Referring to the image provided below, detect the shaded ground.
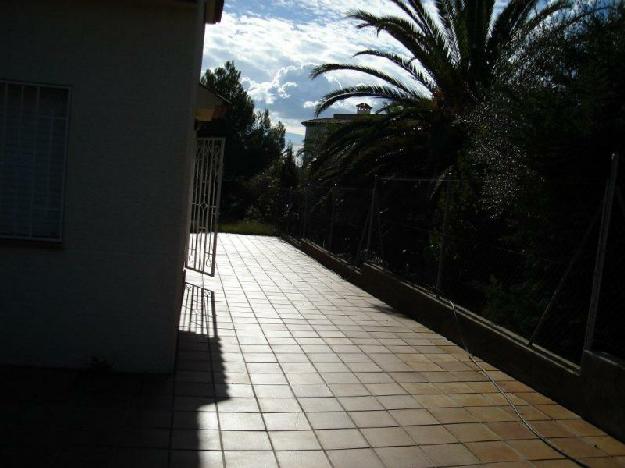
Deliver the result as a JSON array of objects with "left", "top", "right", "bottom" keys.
[{"left": 1, "top": 234, "right": 624, "bottom": 467}]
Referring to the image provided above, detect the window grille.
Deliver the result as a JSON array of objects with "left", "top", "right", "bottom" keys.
[{"left": 0, "top": 80, "right": 70, "bottom": 241}]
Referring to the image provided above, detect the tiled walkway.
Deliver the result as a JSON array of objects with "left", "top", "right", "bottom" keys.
[
  {"left": 180, "top": 234, "right": 625, "bottom": 467},
  {"left": 1, "top": 234, "right": 624, "bottom": 467}
]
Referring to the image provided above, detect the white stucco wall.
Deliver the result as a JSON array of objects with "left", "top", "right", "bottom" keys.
[{"left": 0, "top": 0, "right": 206, "bottom": 372}]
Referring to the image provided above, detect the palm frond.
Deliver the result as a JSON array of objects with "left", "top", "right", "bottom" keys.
[
  {"left": 310, "top": 64, "right": 416, "bottom": 96},
  {"left": 353, "top": 50, "right": 436, "bottom": 93},
  {"left": 347, "top": 10, "right": 455, "bottom": 89},
  {"left": 314, "top": 85, "right": 421, "bottom": 116},
  {"left": 306, "top": 0, "right": 579, "bottom": 182},
  {"left": 435, "top": 0, "right": 461, "bottom": 61}
]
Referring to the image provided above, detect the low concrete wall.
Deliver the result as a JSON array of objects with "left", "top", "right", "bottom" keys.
[{"left": 289, "top": 237, "right": 625, "bottom": 442}]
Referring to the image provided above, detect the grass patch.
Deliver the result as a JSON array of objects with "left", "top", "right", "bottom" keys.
[{"left": 219, "top": 220, "right": 277, "bottom": 236}]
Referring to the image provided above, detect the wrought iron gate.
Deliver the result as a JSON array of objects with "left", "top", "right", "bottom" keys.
[{"left": 186, "top": 137, "right": 225, "bottom": 276}]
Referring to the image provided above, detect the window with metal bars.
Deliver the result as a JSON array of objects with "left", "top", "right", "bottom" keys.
[{"left": 0, "top": 80, "right": 70, "bottom": 241}]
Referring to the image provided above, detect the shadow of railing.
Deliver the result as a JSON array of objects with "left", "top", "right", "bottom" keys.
[
  {"left": 170, "top": 283, "right": 227, "bottom": 467},
  {"left": 0, "top": 283, "right": 227, "bottom": 468}
]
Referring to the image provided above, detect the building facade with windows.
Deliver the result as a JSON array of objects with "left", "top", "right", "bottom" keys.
[{"left": 0, "top": 0, "right": 224, "bottom": 372}]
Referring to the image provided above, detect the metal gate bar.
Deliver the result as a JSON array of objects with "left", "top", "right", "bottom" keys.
[{"left": 186, "top": 137, "right": 225, "bottom": 276}]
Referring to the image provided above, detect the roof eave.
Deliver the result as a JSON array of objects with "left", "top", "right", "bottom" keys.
[{"left": 205, "top": 0, "right": 225, "bottom": 24}]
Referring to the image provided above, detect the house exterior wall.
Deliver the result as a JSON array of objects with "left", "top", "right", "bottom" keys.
[{"left": 0, "top": 0, "right": 206, "bottom": 372}]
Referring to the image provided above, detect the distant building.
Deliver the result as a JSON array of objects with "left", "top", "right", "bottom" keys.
[
  {"left": 301, "top": 103, "right": 379, "bottom": 165},
  {"left": 0, "top": 0, "right": 226, "bottom": 372}
]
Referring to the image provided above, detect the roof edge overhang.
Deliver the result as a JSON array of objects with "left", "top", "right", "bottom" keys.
[
  {"left": 195, "top": 83, "right": 229, "bottom": 123},
  {"left": 135, "top": 0, "right": 224, "bottom": 23},
  {"left": 205, "top": 0, "right": 225, "bottom": 24}
]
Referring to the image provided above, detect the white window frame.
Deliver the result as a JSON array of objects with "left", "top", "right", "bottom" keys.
[{"left": 0, "top": 79, "right": 71, "bottom": 242}]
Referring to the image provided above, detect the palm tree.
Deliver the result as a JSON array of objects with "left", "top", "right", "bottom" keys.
[{"left": 309, "top": 0, "right": 572, "bottom": 179}]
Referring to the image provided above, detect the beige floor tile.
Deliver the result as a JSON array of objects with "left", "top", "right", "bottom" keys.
[
  {"left": 291, "top": 384, "right": 333, "bottom": 398},
  {"left": 430, "top": 407, "right": 478, "bottom": 424},
  {"left": 487, "top": 421, "right": 535, "bottom": 440},
  {"left": 538, "top": 405, "right": 580, "bottom": 420},
  {"left": 466, "top": 440, "right": 523, "bottom": 463},
  {"left": 530, "top": 420, "right": 576, "bottom": 438},
  {"left": 584, "top": 436, "right": 625, "bottom": 456},
  {"left": 281, "top": 362, "right": 316, "bottom": 373},
  {"left": 258, "top": 397, "right": 301, "bottom": 413},
  {"left": 350, "top": 410, "right": 399, "bottom": 428},
  {"left": 221, "top": 431, "right": 272, "bottom": 451},
  {"left": 268, "top": 430, "right": 321, "bottom": 450},
  {"left": 549, "top": 437, "right": 608, "bottom": 458},
  {"left": 362, "top": 426, "right": 415, "bottom": 447},
  {"left": 218, "top": 412, "right": 265, "bottom": 430},
  {"left": 375, "top": 446, "right": 433, "bottom": 468},
  {"left": 416, "top": 394, "right": 460, "bottom": 408},
  {"left": 329, "top": 383, "right": 371, "bottom": 396},
  {"left": 435, "top": 382, "right": 474, "bottom": 394},
  {"left": 558, "top": 419, "right": 606, "bottom": 437},
  {"left": 285, "top": 373, "right": 324, "bottom": 385},
  {"left": 315, "top": 362, "right": 350, "bottom": 372},
  {"left": 401, "top": 382, "right": 439, "bottom": 394},
  {"left": 224, "top": 451, "right": 278, "bottom": 468},
  {"left": 276, "top": 450, "right": 332, "bottom": 468},
  {"left": 298, "top": 397, "right": 342, "bottom": 412},
  {"left": 579, "top": 457, "right": 625, "bottom": 468},
  {"left": 507, "top": 439, "right": 564, "bottom": 460},
  {"left": 254, "top": 384, "right": 294, "bottom": 398},
  {"left": 357, "top": 372, "right": 395, "bottom": 384},
  {"left": 366, "top": 383, "right": 407, "bottom": 395},
  {"left": 339, "top": 396, "right": 385, "bottom": 411},
  {"left": 445, "top": 422, "right": 501, "bottom": 442},
  {"left": 322, "top": 372, "right": 360, "bottom": 383},
  {"left": 467, "top": 406, "right": 518, "bottom": 422},
  {"left": 263, "top": 412, "right": 311, "bottom": 431},
  {"left": 250, "top": 373, "right": 288, "bottom": 385},
  {"left": 316, "top": 428, "right": 369, "bottom": 449},
  {"left": 327, "top": 448, "right": 385, "bottom": 468},
  {"left": 390, "top": 409, "right": 438, "bottom": 426},
  {"left": 421, "top": 443, "right": 479, "bottom": 466},
  {"left": 405, "top": 425, "right": 458, "bottom": 445},
  {"left": 377, "top": 395, "right": 421, "bottom": 409},
  {"left": 307, "top": 411, "right": 355, "bottom": 429},
  {"left": 347, "top": 362, "right": 383, "bottom": 373},
  {"left": 392, "top": 372, "right": 429, "bottom": 384}
]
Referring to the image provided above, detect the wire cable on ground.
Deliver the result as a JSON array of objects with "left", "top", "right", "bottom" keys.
[{"left": 445, "top": 298, "right": 590, "bottom": 468}]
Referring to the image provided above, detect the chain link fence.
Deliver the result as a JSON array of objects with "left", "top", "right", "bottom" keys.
[{"left": 259, "top": 155, "right": 623, "bottom": 366}]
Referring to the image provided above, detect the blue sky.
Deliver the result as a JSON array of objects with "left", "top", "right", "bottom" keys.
[{"left": 201, "top": 0, "right": 412, "bottom": 148}]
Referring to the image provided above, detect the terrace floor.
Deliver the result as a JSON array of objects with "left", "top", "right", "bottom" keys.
[
  {"left": 2, "top": 233, "right": 624, "bottom": 467},
  {"left": 180, "top": 234, "right": 625, "bottom": 467}
]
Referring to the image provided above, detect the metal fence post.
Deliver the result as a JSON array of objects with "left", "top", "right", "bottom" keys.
[
  {"left": 301, "top": 185, "right": 309, "bottom": 239},
  {"left": 364, "top": 176, "right": 378, "bottom": 260},
  {"left": 435, "top": 179, "right": 451, "bottom": 292},
  {"left": 529, "top": 205, "right": 601, "bottom": 346},
  {"left": 286, "top": 187, "right": 294, "bottom": 233},
  {"left": 584, "top": 153, "right": 619, "bottom": 352},
  {"left": 328, "top": 185, "right": 337, "bottom": 250}
]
